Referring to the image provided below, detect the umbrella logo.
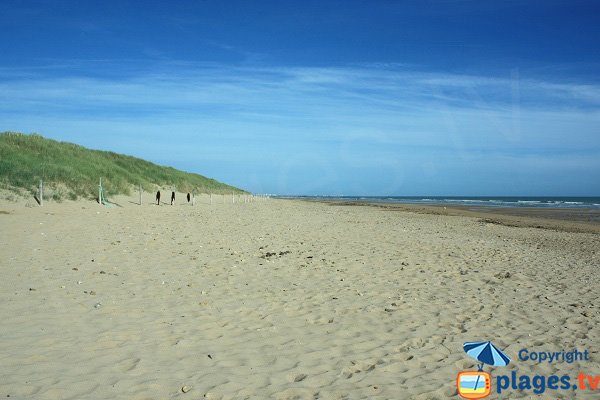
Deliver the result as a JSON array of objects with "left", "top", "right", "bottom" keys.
[{"left": 457, "top": 341, "right": 511, "bottom": 399}]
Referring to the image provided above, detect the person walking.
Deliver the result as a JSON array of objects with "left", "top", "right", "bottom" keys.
[
  {"left": 171, "top": 191, "right": 175, "bottom": 205},
  {"left": 156, "top": 190, "right": 161, "bottom": 205}
]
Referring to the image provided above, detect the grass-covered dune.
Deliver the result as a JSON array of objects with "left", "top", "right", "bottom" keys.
[{"left": 0, "top": 132, "right": 246, "bottom": 201}]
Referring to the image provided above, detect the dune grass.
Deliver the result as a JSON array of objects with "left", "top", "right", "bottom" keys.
[{"left": 0, "top": 132, "right": 246, "bottom": 201}]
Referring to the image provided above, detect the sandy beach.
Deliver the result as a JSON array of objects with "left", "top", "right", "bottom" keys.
[{"left": 1, "top": 195, "right": 598, "bottom": 399}]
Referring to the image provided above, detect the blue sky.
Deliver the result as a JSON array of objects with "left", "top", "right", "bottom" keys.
[{"left": 1, "top": 1, "right": 599, "bottom": 195}]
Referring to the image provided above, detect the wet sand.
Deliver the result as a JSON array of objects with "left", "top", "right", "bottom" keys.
[{"left": 317, "top": 200, "right": 600, "bottom": 234}]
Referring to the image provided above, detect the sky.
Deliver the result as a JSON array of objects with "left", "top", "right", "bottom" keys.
[{"left": 1, "top": 0, "right": 599, "bottom": 195}]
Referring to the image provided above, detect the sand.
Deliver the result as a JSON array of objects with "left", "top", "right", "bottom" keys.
[
  {"left": 317, "top": 200, "right": 600, "bottom": 234},
  {"left": 0, "top": 194, "right": 598, "bottom": 399}
]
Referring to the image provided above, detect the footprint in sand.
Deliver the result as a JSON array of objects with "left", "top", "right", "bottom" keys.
[
  {"left": 118, "top": 357, "right": 141, "bottom": 372},
  {"left": 288, "top": 373, "right": 307, "bottom": 382}
]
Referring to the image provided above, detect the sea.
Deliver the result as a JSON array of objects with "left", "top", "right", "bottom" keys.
[{"left": 277, "top": 196, "right": 600, "bottom": 209}]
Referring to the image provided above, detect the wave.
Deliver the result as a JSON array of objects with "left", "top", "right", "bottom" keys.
[{"left": 282, "top": 196, "right": 600, "bottom": 209}]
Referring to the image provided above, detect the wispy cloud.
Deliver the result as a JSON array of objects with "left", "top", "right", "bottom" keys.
[{"left": 1, "top": 63, "right": 599, "bottom": 194}]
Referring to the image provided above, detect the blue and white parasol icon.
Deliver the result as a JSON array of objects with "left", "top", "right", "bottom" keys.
[
  {"left": 463, "top": 341, "right": 511, "bottom": 370},
  {"left": 463, "top": 341, "right": 511, "bottom": 395}
]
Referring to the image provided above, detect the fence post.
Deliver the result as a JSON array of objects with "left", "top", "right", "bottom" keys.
[{"left": 99, "top": 177, "right": 102, "bottom": 205}]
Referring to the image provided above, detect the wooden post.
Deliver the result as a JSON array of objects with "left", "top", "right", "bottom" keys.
[
  {"left": 99, "top": 177, "right": 102, "bottom": 205},
  {"left": 39, "top": 180, "right": 43, "bottom": 207}
]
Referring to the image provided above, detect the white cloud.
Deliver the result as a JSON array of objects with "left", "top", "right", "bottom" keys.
[{"left": 1, "top": 63, "right": 599, "bottom": 194}]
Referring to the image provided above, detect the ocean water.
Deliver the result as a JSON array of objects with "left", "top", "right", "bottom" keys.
[{"left": 281, "top": 196, "right": 600, "bottom": 209}]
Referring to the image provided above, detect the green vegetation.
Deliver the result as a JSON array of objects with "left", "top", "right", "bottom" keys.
[{"left": 0, "top": 132, "right": 246, "bottom": 201}]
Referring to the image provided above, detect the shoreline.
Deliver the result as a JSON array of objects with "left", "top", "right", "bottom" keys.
[
  {"left": 297, "top": 199, "right": 600, "bottom": 234},
  {"left": 2, "top": 191, "right": 599, "bottom": 234}
]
